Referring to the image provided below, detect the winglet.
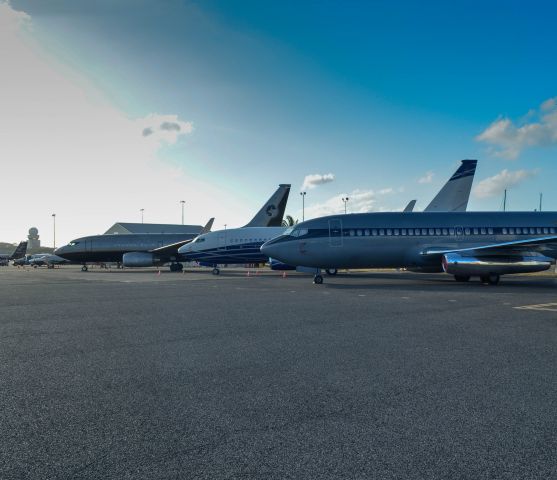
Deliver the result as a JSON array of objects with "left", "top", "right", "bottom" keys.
[
  {"left": 403, "top": 200, "right": 416, "bottom": 212},
  {"left": 243, "top": 184, "right": 291, "bottom": 227},
  {"left": 200, "top": 218, "right": 214, "bottom": 234},
  {"left": 424, "top": 159, "right": 477, "bottom": 212}
]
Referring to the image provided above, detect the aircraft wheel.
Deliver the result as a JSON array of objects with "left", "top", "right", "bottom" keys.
[
  {"left": 176, "top": 263, "right": 183, "bottom": 272},
  {"left": 454, "top": 275, "right": 470, "bottom": 282},
  {"left": 81, "top": 265, "right": 88, "bottom": 272},
  {"left": 488, "top": 273, "right": 500, "bottom": 285},
  {"left": 212, "top": 268, "right": 220, "bottom": 275},
  {"left": 313, "top": 274, "right": 323, "bottom": 285},
  {"left": 33, "top": 265, "right": 38, "bottom": 269},
  {"left": 326, "top": 268, "right": 338, "bottom": 276}
]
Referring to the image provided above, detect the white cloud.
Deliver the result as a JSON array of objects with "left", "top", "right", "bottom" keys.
[
  {"left": 301, "top": 173, "right": 334, "bottom": 191},
  {"left": 473, "top": 169, "right": 539, "bottom": 198},
  {"left": 476, "top": 97, "right": 557, "bottom": 159},
  {"left": 418, "top": 171, "right": 434, "bottom": 184},
  {"left": 304, "top": 188, "right": 394, "bottom": 218},
  {"left": 0, "top": 2, "right": 239, "bottom": 245}
]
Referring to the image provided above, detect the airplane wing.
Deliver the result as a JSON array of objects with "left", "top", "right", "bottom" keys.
[
  {"left": 422, "top": 235, "right": 557, "bottom": 256},
  {"left": 149, "top": 218, "right": 215, "bottom": 256}
]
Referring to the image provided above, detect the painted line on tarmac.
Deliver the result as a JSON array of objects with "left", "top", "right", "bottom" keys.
[{"left": 514, "top": 302, "right": 557, "bottom": 312}]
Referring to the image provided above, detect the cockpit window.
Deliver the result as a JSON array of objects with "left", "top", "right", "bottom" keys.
[
  {"left": 68, "top": 241, "right": 79, "bottom": 246},
  {"left": 286, "top": 227, "right": 309, "bottom": 237},
  {"left": 284, "top": 226, "right": 295, "bottom": 236}
]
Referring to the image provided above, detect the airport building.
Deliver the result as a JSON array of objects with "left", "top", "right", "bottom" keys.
[{"left": 104, "top": 222, "right": 203, "bottom": 235}]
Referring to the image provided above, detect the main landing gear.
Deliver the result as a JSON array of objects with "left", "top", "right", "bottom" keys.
[
  {"left": 313, "top": 274, "right": 323, "bottom": 284},
  {"left": 169, "top": 263, "right": 183, "bottom": 272},
  {"left": 454, "top": 274, "right": 500, "bottom": 285},
  {"left": 212, "top": 267, "right": 220, "bottom": 275},
  {"left": 481, "top": 273, "right": 500, "bottom": 285}
]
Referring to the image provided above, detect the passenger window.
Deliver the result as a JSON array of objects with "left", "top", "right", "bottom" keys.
[
  {"left": 372, "top": 229, "right": 378, "bottom": 236},
  {"left": 509, "top": 228, "right": 514, "bottom": 234},
  {"left": 543, "top": 227, "right": 549, "bottom": 234},
  {"left": 465, "top": 228, "right": 471, "bottom": 235},
  {"left": 551, "top": 228, "right": 556, "bottom": 234},
  {"left": 449, "top": 228, "right": 455, "bottom": 235},
  {"left": 502, "top": 228, "right": 508, "bottom": 235},
  {"left": 422, "top": 229, "right": 428, "bottom": 236},
  {"left": 428, "top": 228, "right": 434, "bottom": 235},
  {"left": 516, "top": 228, "right": 522, "bottom": 234},
  {"left": 488, "top": 228, "right": 494, "bottom": 235},
  {"left": 536, "top": 227, "right": 542, "bottom": 234},
  {"left": 401, "top": 229, "right": 407, "bottom": 236},
  {"left": 394, "top": 229, "right": 399, "bottom": 236},
  {"left": 442, "top": 228, "right": 448, "bottom": 235},
  {"left": 480, "top": 228, "right": 486, "bottom": 235},
  {"left": 350, "top": 230, "right": 355, "bottom": 236},
  {"left": 408, "top": 228, "right": 414, "bottom": 236},
  {"left": 530, "top": 228, "right": 535, "bottom": 235},
  {"left": 364, "top": 229, "right": 370, "bottom": 236},
  {"left": 473, "top": 228, "right": 479, "bottom": 235},
  {"left": 379, "top": 229, "right": 385, "bottom": 235},
  {"left": 387, "top": 229, "right": 392, "bottom": 236},
  {"left": 357, "top": 230, "right": 362, "bottom": 236}
]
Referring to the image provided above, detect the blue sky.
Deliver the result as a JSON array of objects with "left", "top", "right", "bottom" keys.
[{"left": 2, "top": 0, "right": 557, "bottom": 244}]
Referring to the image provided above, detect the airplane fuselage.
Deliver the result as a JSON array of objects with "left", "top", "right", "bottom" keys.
[
  {"left": 261, "top": 212, "right": 557, "bottom": 271},
  {"left": 55, "top": 233, "right": 198, "bottom": 263},
  {"left": 179, "top": 227, "right": 286, "bottom": 265}
]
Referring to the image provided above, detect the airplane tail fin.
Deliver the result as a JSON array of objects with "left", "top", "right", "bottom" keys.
[
  {"left": 403, "top": 200, "right": 416, "bottom": 212},
  {"left": 200, "top": 218, "right": 214, "bottom": 234},
  {"left": 424, "top": 159, "right": 477, "bottom": 212},
  {"left": 9, "top": 241, "right": 28, "bottom": 260},
  {"left": 243, "top": 184, "right": 291, "bottom": 227}
]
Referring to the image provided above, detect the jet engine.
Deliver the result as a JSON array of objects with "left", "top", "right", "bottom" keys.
[
  {"left": 122, "top": 252, "right": 163, "bottom": 267},
  {"left": 442, "top": 253, "right": 552, "bottom": 276}
]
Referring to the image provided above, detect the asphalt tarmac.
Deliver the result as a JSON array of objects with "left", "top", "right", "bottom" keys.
[{"left": 1, "top": 266, "right": 557, "bottom": 479}]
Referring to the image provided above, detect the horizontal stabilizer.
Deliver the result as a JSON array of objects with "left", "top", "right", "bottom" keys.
[{"left": 243, "top": 184, "right": 291, "bottom": 227}]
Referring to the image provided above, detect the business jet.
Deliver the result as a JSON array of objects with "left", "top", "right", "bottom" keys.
[
  {"left": 179, "top": 161, "right": 478, "bottom": 274},
  {"left": 261, "top": 211, "right": 557, "bottom": 285}
]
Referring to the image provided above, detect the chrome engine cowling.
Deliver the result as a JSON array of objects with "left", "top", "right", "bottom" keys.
[
  {"left": 442, "top": 253, "right": 552, "bottom": 276},
  {"left": 122, "top": 252, "right": 162, "bottom": 267}
]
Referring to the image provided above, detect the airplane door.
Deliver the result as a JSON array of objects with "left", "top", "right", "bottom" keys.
[
  {"left": 218, "top": 233, "right": 226, "bottom": 251},
  {"left": 329, "top": 219, "right": 343, "bottom": 247}
]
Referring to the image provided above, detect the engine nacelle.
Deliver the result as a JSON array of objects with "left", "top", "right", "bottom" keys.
[
  {"left": 442, "top": 253, "right": 552, "bottom": 276},
  {"left": 122, "top": 252, "right": 162, "bottom": 267},
  {"left": 269, "top": 258, "right": 296, "bottom": 271}
]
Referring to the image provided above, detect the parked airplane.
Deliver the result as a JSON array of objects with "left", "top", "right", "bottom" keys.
[
  {"left": 28, "top": 253, "right": 69, "bottom": 268},
  {"left": 261, "top": 211, "right": 557, "bottom": 285},
  {"left": 55, "top": 218, "right": 215, "bottom": 271},
  {"left": 55, "top": 183, "right": 291, "bottom": 272},
  {"left": 0, "top": 241, "right": 28, "bottom": 266},
  {"left": 179, "top": 162, "right": 477, "bottom": 274},
  {"left": 178, "top": 184, "right": 292, "bottom": 274}
]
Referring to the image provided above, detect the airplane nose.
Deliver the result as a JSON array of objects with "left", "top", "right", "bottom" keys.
[{"left": 260, "top": 240, "right": 279, "bottom": 258}]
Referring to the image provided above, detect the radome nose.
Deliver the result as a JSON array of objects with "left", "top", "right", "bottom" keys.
[{"left": 260, "top": 240, "right": 279, "bottom": 258}]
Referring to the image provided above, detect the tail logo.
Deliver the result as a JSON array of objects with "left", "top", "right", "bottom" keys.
[{"left": 266, "top": 205, "right": 277, "bottom": 217}]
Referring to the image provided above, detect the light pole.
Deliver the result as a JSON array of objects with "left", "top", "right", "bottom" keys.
[
  {"left": 52, "top": 213, "right": 56, "bottom": 249},
  {"left": 140, "top": 208, "right": 144, "bottom": 224},
  {"left": 342, "top": 197, "right": 349, "bottom": 214},
  {"left": 300, "top": 191, "right": 306, "bottom": 221},
  {"left": 180, "top": 200, "right": 185, "bottom": 225}
]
